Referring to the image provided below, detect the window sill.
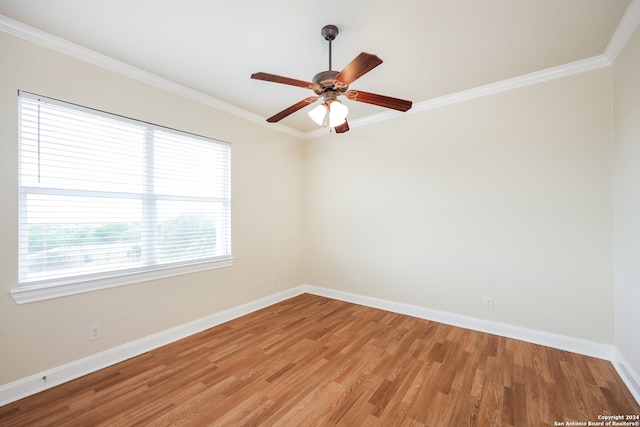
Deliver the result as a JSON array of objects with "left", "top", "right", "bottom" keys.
[{"left": 10, "top": 257, "right": 234, "bottom": 304}]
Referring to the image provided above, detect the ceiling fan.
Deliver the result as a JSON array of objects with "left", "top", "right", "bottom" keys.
[{"left": 251, "top": 25, "right": 413, "bottom": 133}]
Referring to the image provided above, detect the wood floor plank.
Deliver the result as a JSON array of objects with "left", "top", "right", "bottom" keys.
[{"left": 1, "top": 293, "right": 638, "bottom": 426}]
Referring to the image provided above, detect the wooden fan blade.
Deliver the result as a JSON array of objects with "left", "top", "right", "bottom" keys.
[
  {"left": 333, "top": 52, "right": 383, "bottom": 87},
  {"left": 251, "top": 72, "right": 313, "bottom": 89},
  {"left": 334, "top": 120, "right": 349, "bottom": 133},
  {"left": 346, "top": 90, "right": 412, "bottom": 112},
  {"left": 266, "top": 97, "right": 318, "bottom": 123}
]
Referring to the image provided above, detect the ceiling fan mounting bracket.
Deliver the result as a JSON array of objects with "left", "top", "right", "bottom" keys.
[{"left": 321, "top": 25, "right": 339, "bottom": 41}]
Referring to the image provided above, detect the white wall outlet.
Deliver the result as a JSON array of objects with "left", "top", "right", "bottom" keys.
[
  {"left": 483, "top": 296, "right": 494, "bottom": 310},
  {"left": 259, "top": 279, "right": 265, "bottom": 288},
  {"left": 89, "top": 323, "right": 102, "bottom": 340},
  {"left": 355, "top": 276, "right": 362, "bottom": 286},
  {"left": 272, "top": 276, "right": 277, "bottom": 286}
]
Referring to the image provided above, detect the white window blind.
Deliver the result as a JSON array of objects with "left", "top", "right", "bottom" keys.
[{"left": 17, "top": 91, "right": 232, "bottom": 294}]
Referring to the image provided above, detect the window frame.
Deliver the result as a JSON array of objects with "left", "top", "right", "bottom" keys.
[{"left": 12, "top": 91, "right": 233, "bottom": 304}]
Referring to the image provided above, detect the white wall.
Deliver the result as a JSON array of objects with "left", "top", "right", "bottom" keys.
[
  {"left": 613, "top": 22, "right": 640, "bottom": 388},
  {"left": 0, "top": 32, "right": 305, "bottom": 385},
  {"left": 304, "top": 68, "right": 614, "bottom": 343}
]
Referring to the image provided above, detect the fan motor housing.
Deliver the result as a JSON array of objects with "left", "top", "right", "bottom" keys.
[{"left": 311, "top": 70, "right": 348, "bottom": 95}]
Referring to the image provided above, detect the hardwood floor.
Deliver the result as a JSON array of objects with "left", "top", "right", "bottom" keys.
[{"left": 1, "top": 294, "right": 638, "bottom": 426}]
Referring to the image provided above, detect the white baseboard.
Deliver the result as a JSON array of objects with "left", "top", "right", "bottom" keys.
[
  {"left": 2, "top": 284, "right": 638, "bottom": 407},
  {"left": 612, "top": 348, "right": 640, "bottom": 405},
  {"left": 0, "top": 286, "right": 305, "bottom": 407},
  {"left": 303, "top": 285, "right": 639, "bottom": 405},
  {"left": 302, "top": 285, "right": 614, "bottom": 360}
]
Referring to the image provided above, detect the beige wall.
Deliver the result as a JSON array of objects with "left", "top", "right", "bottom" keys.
[
  {"left": 304, "top": 68, "right": 614, "bottom": 343},
  {"left": 0, "top": 32, "right": 305, "bottom": 384},
  {"left": 613, "top": 23, "right": 640, "bottom": 380}
]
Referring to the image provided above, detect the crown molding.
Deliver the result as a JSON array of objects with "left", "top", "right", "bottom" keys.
[
  {"left": 410, "top": 55, "right": 611, "bottom": 112},
  {"left": 605, "top": 0, "right": 640, "bottom": 62},
  {"left": 0, "top": 15, "right": 305, "bottom": 139},
  {"left": 301, "top": 55, "right": 611, "bottom": 139}
]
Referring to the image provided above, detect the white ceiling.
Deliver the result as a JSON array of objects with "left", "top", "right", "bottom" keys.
[{"left": 0, "top": 0, "right": 634, "bottom": 136}]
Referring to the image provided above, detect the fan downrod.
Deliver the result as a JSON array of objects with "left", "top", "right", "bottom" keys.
[
  {"left": 322, "top": 25, "right": 339, "bottom": 72},
  {"left": 313, "top": 25, "right": 347, "bottom": 96}
]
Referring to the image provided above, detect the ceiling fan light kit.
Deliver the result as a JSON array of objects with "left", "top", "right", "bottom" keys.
[
  {"left": 308, "top": 98, "right": 348, "bottom": 128},
  {"left": 251, "top": 25, "right": 412, "bottom": 134}
]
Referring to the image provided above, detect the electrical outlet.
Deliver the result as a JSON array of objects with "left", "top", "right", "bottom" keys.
[
  {"left": 272, "top": 276, "right": 277, "bottom": 286},
  {"left": 259, "top": 279, "right": 265, "bottom": 288},
  {"left": 483, "top": 297, "right": 493, "bottom": 310},
  {"left": 89, "top": 323, "right": 102, "bottom": 340},
  {"left": 355, "top": 276, "right": 362, "bottom": 286}
]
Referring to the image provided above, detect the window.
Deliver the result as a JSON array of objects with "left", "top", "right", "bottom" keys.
[{"left": 13, "top": 91, "right": 232, "bottom": 303}]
